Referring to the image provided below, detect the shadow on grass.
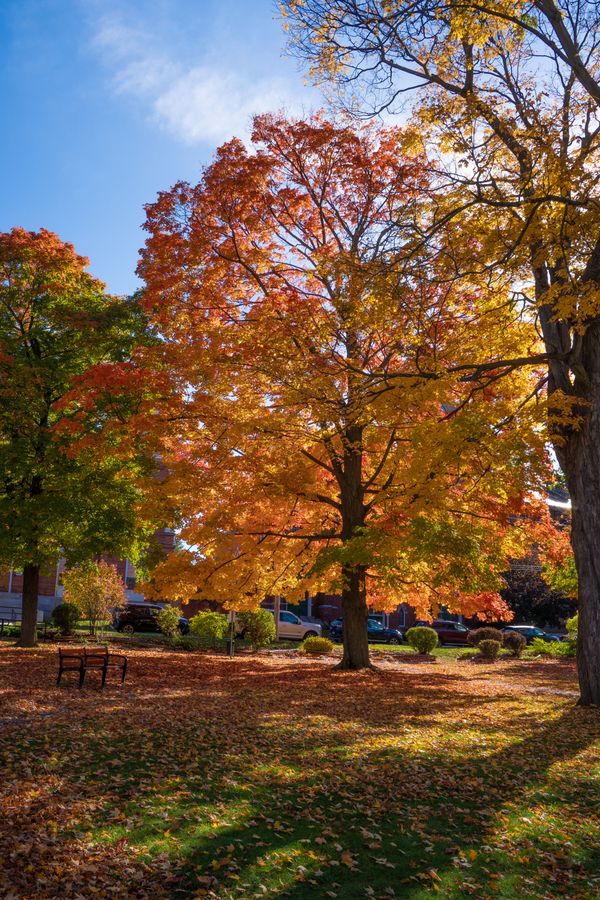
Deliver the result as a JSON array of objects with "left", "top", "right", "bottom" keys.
[{"left": 0, "top": 649, "right": 598, "bottom": 898}]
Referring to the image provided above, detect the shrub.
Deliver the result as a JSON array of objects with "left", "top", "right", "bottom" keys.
[
  {"left": 529, "top": 637, "right": 576, "bottom": 658},
  {"left": 468, "top": 627, "right": 504, "bottom": 647},
  {"left": 51, "top": 602, "right": 81, "bottom": 635},
  {"left": 478, "top": 639, "right": 501, "bottom": 660},
  {"left": 156, "top": 605, "right": 183, "bottom": 639},
  {"left": 301, "top": 635, "right": 334, "bottom": 655},
  {"left": 405, "top": 626, "right": 438, "bottom": 655},
  {"left": 170, "top": 634, "right": 203, "bottom": 651},
  {"left": 566, "top": 612, "right": 578, "bottom": 639},
  {"left": 237, "top": 609, "right": 276, "bottom": 649},
  {"left": 189, "top": 611, "right": 229, "bottom": 648},
  {"left": 503, "top": 631, "right": 526, "bottom": 657}
]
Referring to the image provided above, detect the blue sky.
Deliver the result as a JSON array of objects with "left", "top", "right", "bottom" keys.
[{"left": 0, "top": 0, "right": 322, "bottom": 294}]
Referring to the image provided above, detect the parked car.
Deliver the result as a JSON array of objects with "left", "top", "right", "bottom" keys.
[
  {"left": 113, "top": 603, "right": 189, "bottom": 636},
  {"left": 502, "top": 625, "right": 561, "bottom": 644},
  {"left": 413, "top": 620, "right": 471, "bottom": 645},
  {"left": 329, "top": 617, "right": 404, "bottom": 644},
  {"left": 274, "top": 610, "right": 322, "bottom": 641}
]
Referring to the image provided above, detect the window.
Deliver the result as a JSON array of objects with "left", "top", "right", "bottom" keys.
[{"left": 280, "top": 612, "right": 298, "bottom": 624}]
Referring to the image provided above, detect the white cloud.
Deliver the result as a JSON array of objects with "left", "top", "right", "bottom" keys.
[{"left": 90, "top": 9, "right": 313, "bottom": 146}]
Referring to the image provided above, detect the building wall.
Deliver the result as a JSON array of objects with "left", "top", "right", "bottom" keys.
[{"left": 0, "top": 527, "right": 176, "bottom": 615}]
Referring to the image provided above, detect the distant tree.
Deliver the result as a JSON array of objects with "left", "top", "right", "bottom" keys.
[
  {"left": 501, "top": 566, "right": 576, "bottom": 629},
  {"left": 62, "top": 561, "right": 127, "bottom": 636},
  {"left": 0, "top": 228, "right": 153, "bottom": 646}
]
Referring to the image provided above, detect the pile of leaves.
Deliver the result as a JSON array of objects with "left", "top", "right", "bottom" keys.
[{"left": 0, "top": 647, "right": 598, "bottom": 898}]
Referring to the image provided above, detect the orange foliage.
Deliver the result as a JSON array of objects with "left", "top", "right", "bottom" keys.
[{"left": 137, "top": 114, "right": 552, "bottom": 621}]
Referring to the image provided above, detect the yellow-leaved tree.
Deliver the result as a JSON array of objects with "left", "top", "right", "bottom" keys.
[
  {"left": 138, "top": 114, "right": 550, "bottom": 669},
  {"left": 281, "top": 0, "right": 600, "bottom": 698}
]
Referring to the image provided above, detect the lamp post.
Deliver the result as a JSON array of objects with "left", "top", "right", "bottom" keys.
[
  {"left": 227, "top": 610, "right": 236, "bottom": 657},
  {"left": 273, "top": 595, "right": 281, "bottom": 641}
]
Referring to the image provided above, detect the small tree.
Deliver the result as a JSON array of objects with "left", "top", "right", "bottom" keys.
[
  {"left": 237, "top": 610, "right": 276, "bottom": 650},
  {"left": 189, "top": 611, "right": 228, "bottom": 648},
  {"left": 62, "top": 561, "right": 126, "bottom": 636},
  {"left": 156, "top": 605, "right": 183, "bottom": 639},
  {"left": 51, "top": 602, "right": 81, "bottom": 636},
  {"left": 405, "top": 626, "right": 438, "bottom": 655}
]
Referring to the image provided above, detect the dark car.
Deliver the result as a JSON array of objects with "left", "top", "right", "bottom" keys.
[
  {"left": 329, "top": 617, "right": 404, "bottom": 644},
  {"left": 502, "top": 625, "right": 561, "bottom": 644},
  {"left": 413, "top": 619, "right": 471, "bottom": 645},
  {"left": 113, "top": 603, "right": 189, "bottom": 636}
]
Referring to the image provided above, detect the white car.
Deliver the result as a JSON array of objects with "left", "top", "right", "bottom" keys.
[{"left": 273, "top": 610, "right": 322, "bottom": 641}]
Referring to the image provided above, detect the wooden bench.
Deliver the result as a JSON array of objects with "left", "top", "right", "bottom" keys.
[{"left": 57, "top": 647, "right": 128, "bottom": 688}]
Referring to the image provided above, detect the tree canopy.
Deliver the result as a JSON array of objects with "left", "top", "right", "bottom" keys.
[
  {"left": 139, "top": 114, "right": 549, "bottom": 668},
  {"left": 0, "top": 228, "right": 153, "bottom": 644},
  {"left": 281, "top": 0, "right": 600, "bottom": 698}
]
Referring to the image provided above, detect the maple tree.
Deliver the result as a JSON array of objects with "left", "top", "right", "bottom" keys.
[
  {"left": 139, "top": 114, "right": 548, "bottom": 669},
  {"left": 281, "top": 0, "right": 600, "bottom": 697},
  {"left": 0, "top": 228, "right": 152, "bottom": 646}
]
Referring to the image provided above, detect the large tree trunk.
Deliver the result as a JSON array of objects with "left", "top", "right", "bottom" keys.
[
  {"left": 17, "top": 564, "right": 40, "bottom": 647},
  {"left": 338, "top": 564, "right": 371, "bottom": 670},
  {"left": 559, "top": 324, "right": 600, "bottom": 706}
]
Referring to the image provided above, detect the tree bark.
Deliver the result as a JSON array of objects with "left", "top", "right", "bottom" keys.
[
  {"left": 17, "top": 564, "right": 40, "bottom": 647},
  {"left": 338, "top": 564, "right": 372, "bottom": 669},
  {"left": 336, "top": 417, "right": 373, "bottom": 670},
  {"left": 558, "top": 323, "right": 600, "bottom": 706}
]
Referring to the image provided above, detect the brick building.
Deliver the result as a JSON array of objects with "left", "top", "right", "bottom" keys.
[{"left": 0, "top": 528, "right": 176, "bottom": 620}]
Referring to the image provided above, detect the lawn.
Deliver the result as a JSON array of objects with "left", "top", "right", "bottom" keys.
[{"left": 0, "top": 647, "right": 598, "bottom": 899}]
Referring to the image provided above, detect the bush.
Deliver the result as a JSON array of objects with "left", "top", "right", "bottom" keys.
[
  {"left": 468, "top": 627, "right": 504, "bottom": 647},
  {"left": 478, "top": 639, "right": 501, "bottom": 660},
  {"left": 189, "top": 611, "right": 229, "bottom": 648},
  {"left": 51, "top": 602, "right": 81, "bottom": 635},
  {"left": 156, "top": 605, "right": 183, "bottom": 639},
  {"left": 170, "top": 634, "right": 203, "bottom": 652},
  {"left": 503, "top": 631, "right": 526, "bottom": 657},
  {"left": 237, "top": 609, "right": 276, "bottom": 649},
  {"left": 301, "top": 636, "right": 334, "bottom": 655},
  {"left": 566, "top": 612, "right": 578, "bottom": 639},
  {"left": 529, "top": 637, "right": 576, "bottom": 658},
  {"left": 405, "top": 626, "right": 438, "bottom": 655}
]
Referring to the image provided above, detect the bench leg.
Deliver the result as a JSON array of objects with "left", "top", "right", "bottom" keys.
[
  {"left": 79, "top": 663, "right": 85, "bottom": 688},
  {"left": 57, "top": 665, "right": 63, "bottom": 686}
]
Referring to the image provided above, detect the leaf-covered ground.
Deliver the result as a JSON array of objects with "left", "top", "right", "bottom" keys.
[{"left": 0, "top": 647, "right": 598, "bottom": 899}]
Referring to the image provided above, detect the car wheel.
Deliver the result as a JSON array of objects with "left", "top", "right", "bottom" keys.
[
  {"left": 121, "top": 624, "right": 135, "bottom": 636},
  {"left": 388, "top": 636, "right": 400, "bottom": 645},
  {"left": 303, "top": 631, "right": 318, "bottom": 639}
]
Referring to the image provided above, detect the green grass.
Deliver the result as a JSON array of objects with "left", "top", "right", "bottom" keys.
[{"left": 373, "top": 642, "right": 465, "bottom": 658}]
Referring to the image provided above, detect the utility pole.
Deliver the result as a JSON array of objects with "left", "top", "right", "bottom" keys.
[{"left": 274, "top": 595, "right": 281, "bottom": 641}]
